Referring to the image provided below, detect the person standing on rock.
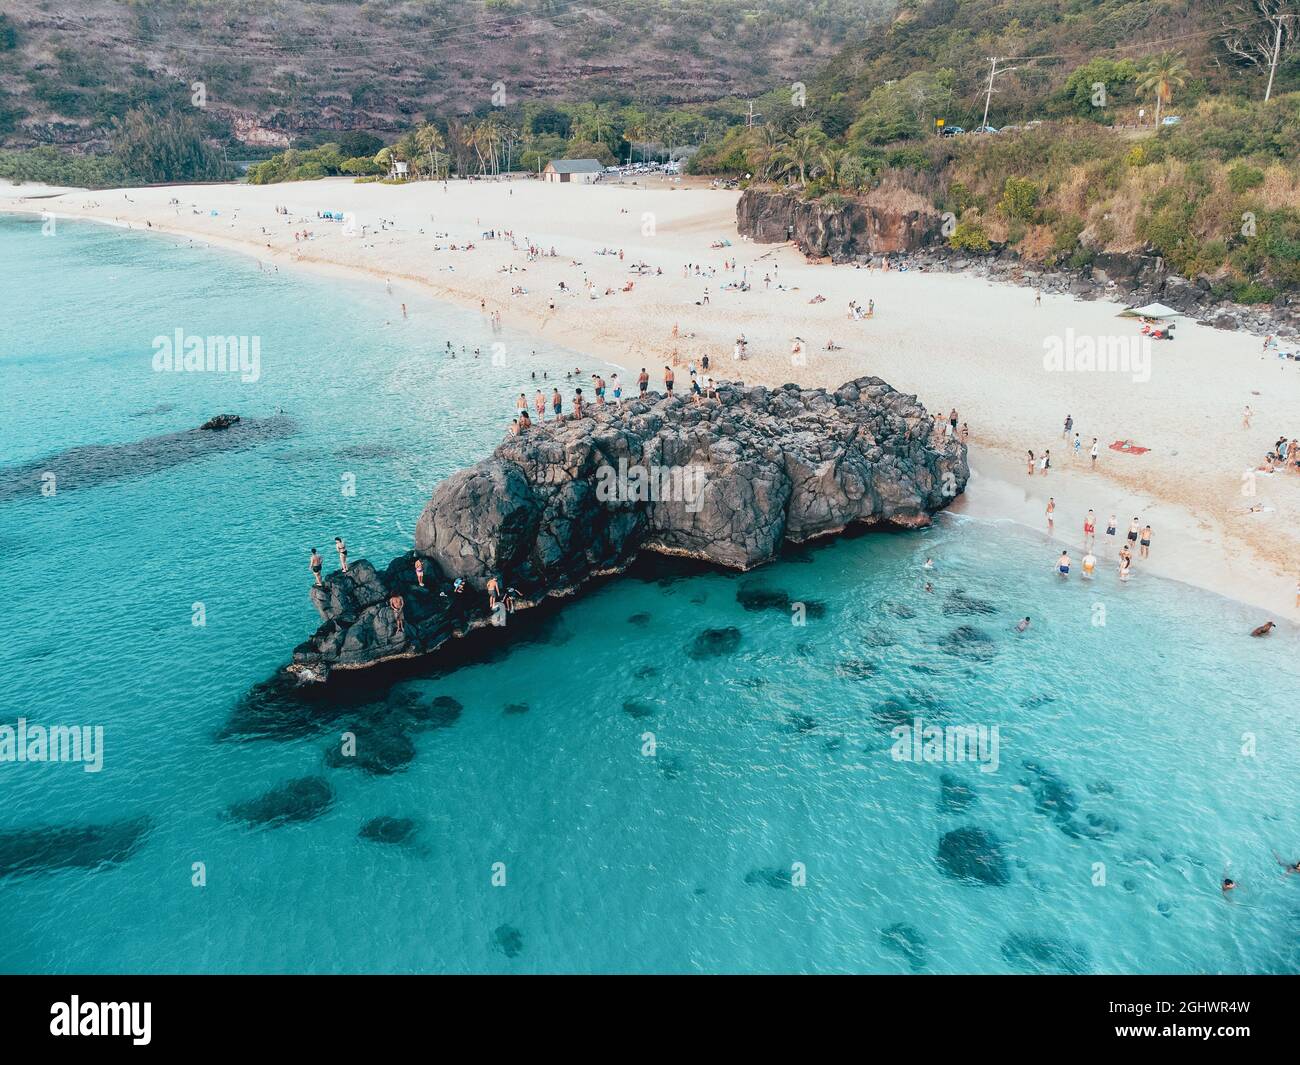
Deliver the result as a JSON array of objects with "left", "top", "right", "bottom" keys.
[
  {"left": 552, "top": 387, "right": 562, "bottom": 418},
  {"left": 388, "top": 594, "right": 405, "bottom": 638},
  {"left": 664, "top": 366, "right": 674, "bottom": 395},
  {"left": 534, "top": 390, "right": 546, "bottom": 422},
  {"left": 414, "top": 558, "right": 426, "bottom": 588},
  {"left": 334, "top": 537, "right": 349, "bottom": 575},
  {"left": 638, "top": 368, "right": 649, "bottom": 395},
  {"left": 486, "top": 576, "right": 502, "bottom": 610},
  {"left": 310, "top": 548, "right": 323, "bottom": 586},
  {"left": 572, "top": 388, "right": 584, "bottom": 419}
]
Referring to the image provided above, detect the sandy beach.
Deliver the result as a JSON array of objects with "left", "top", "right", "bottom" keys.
[{"left": 5, "top": 175, "right": 1298, "bottom": 622}]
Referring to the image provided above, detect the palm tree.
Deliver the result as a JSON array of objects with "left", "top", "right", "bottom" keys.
[
  {"left": 414, "top": 123, "right": 446, "bottom": 180},
  {"left": 784, "top": 124, "right": 829, "bottom": 186},
  {"left": 1136, "top": 51, "right": 1189, "bottom": 126}
]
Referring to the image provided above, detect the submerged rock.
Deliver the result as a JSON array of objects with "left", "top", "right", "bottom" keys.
[
  {"left": 227, "top": 776, "right": 334, "bottom": 827},
  {"left": 939, "top": 772, "right": 977, "bottom": 813},
  {"left": 935, "top": 826, "right": 1011, "bottom": 886},
  {"left": 880, "top": 922, "right": 928, "bottom": 971},
  {"left": 686, "top": 626, "right": 742, "bottom": 659},
  {"left": 493, "top": 924, "right": 524, "bottom": 958},
  {"left": 324, "top": 725, "right": 416, "bottom": 775},
  {"left": 0, "top": 815, "right": 152, "bottom": 879},
  {"left": 287, "top": 377, "right": 967, "bottom": 680},
  {"left": 358, "top": 816, "right": 420, "bottom": 846},
  {"left": 1001, "top": 932, "right": 1092, "bottom": 974}
]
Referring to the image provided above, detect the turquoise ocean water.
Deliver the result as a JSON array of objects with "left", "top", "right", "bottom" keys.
[{"left": 1, "top": 213, "right": 1297, "bottom": 974}]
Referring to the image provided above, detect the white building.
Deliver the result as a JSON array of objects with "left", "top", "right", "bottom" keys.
[{"left": 542, "top": 159, "right": 603, "bottom": 184}]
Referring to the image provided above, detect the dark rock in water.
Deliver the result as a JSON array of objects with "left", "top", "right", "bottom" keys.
[
  {"left": 627, "top": 612, "right": 652, "bottom": 626},
  {"left": 358, "top": 816, "right": 420, "bottom": 846},
  {"left": 1086, "top": 780, "right": 1116, "bottom": 795},
  {"left": 1001, "top": 932, "right": 1092, "bottom": 974},
  {"left": 939, "top": 772, "right": 977, "bottom": 814},
  {"left": 1021, "top": 761, "right": 1079, "bottom": 823},
  {"left": 0, "top": 815, "right": 152, "bottom": 880},
  {"left": 836, "top": 656, "right": 878, "bottom": 679},
  {"left": 744, "top": 866, "right": 794, "bottom": 889},
  {"left": 872, "top": 691, "right": 948, "bottom": 732},
  {"left": 659, "top": 754, "right": 685, "bottom": 780},
  {"left": 799, "top": 599, "right": 829, "bottom": 618},
  {"left": 199, "top": 413, "right": 240, "bottom": 431},
  {"left": 941, "top": 624, "right": 998, "bottom": 660},
  {"left": 886, "top": 602, "right": 918, "bottom": 619},
  {"left": 1020, "top": 693, "right": 1057, "bottom": 710},
  {"left": 785, "top": 712, "right": 818, "bottom": 733},
  {"left": 503, "top": 702, "right": 529, "bottom": 715},
  {"left": 881, "top": 922, "right": 928, "bottom": 971},
  {"left": 427, "top": 696, "right": 463, "bottom": 729},
  {"left": 689, "top": 593, "right": 708, "bottom": 605},
  {"left": 943, "top": 590, "right": 1000, "bottom": 616},
  {"left": 633, "top": 664, "right": 659, "bottom": 679},
  {"left": 493, "top": 924, "right": 524, "bottom": 958},
  {"left": 737, "top": 582, "right": 791, "bottom": 612},
  {"left": 335, "top": 443, "right": 403, "bottom": 460},
  {"left": 936, "top": 826, "right": 1011, "bottom": 885},
  {"left": 862, "top": 630, "right": 898, "bottom": 648},
  {"left": 622, "top": 700, "right": 655, "bottom": 719},
  {"left": 227, "top": 776, "right": 334, "bottom": 827},
  {"left": 686, "top": 626, "right": 742, "bottom": 659},
  {"left": 0, "top": 414, "right": 295, "bottom": 503},
  {"left": 287, "top": 377, "right": 967, "bottom": 680},
  {"left": 324, "top": 724, "right": 416, "bottom": 775}
]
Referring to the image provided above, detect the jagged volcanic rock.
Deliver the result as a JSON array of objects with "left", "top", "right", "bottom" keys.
[{"left": 289, "top": 377, "right": 967, "bottom": 679}]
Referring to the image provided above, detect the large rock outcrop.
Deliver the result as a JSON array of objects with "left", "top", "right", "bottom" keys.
[
  {"left": 288, "top": 377, "right": 968, "bottom": 680},
  {"left": 737, "top": 188, "right": 940, "bottom": 261}
]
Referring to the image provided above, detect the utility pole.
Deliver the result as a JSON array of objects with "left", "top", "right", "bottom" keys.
[{"left": 981, "top": 57, "right": 999, "bottom": 130}]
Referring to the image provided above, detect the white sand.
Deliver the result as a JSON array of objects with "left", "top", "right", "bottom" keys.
[{"left": 5, "top": 174, "right": 1298, "bottom": 622}]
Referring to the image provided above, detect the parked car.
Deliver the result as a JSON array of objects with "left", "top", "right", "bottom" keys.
[
  {"left": 972, "top": 125, "right": 999, "bottom": 134},
  {"left": 940, "top": 125, "right": 965, "bottom": 137},
  {"left": 1161, "top": 115, "right": 1181, "bottom": 126}
]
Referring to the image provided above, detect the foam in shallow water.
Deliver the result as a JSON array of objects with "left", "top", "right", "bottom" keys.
[{"left": 2, "top": 216, "right": 1298, "bottom": 974}]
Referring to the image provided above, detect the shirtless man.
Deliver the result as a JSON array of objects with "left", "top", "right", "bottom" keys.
[
  {"left": 1139, "top": 524, "right": 1153, "bottom": 559},
  {"left": 1090, "top": 437, "right": 1100, "bottom": 468},
  {"left": 552, "top": 387, "right": 562, "bottom": 418},
  {"left": 309, "top": 548, "right": 323, "bottom": 585},
  {"left": 1056, "top": 550, "right": 1071, "bottom": 578},
  {"left": 486, "top": 576, "right": 503, "bottom": 610},
  {"left": 664, "top": 366, "right": 675, "bottom": 394},
  {"left": 1250, "top": 620, "right": 1276, "bottom": 637},
  {"left": 1127, "top": 518, "right": 1141, "bottom": 546},
  {"left": 1015, "top": 617, "right": 1031, "bottom": 632},
  {"left": 388, "top": 594, "right": 405, "bottom": 636},
  {"left": 638, "top": 368, "right": 649, "bottom": 394},
  {"left": 534, "top": 390, "right": 546, "bottom": 422}
]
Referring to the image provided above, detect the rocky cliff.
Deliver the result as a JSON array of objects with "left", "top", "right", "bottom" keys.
[
  {"left": 737, "top": 188, "right": 940, "bottom": 261},
  {"left": 289, "top": 377, "right": 967, "bottom": 681}
]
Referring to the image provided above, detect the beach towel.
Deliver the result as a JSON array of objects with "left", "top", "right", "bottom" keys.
[{"left": 1109, "top": 440, "right": 1150, "bottom": 455}]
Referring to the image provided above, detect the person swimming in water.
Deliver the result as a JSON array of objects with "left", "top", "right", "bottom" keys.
[
  {"left": 1222, "top": 878, "right": 1237, "bottom": 893},
  {"left": 1272, "top": 851, "right": 1300, "bottom": 875},
  {"left": 1056, "top": 550, "right": 1070, "bottom": 577},
  {"left": 1251, "top": 620, "right": 1276, "bottom": 637},
  {"left": 1015, "top": 617, "right": 1031, "bottom": 632},
  {"left": 1082, "top": 551, "right": 1096, "bottom": 578}
]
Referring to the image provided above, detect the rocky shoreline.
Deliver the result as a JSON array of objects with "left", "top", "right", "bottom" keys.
[
  {"left": 288, "top": 376, "right": 968, "bottom": 682},
  {"left": 737, "top": 187, "right": 1299, "bottom": 338}
]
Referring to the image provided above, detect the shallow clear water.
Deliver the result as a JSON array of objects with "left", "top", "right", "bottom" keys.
[{"left": 2, "top": 214, "right": 1298, "bottom": 974}]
